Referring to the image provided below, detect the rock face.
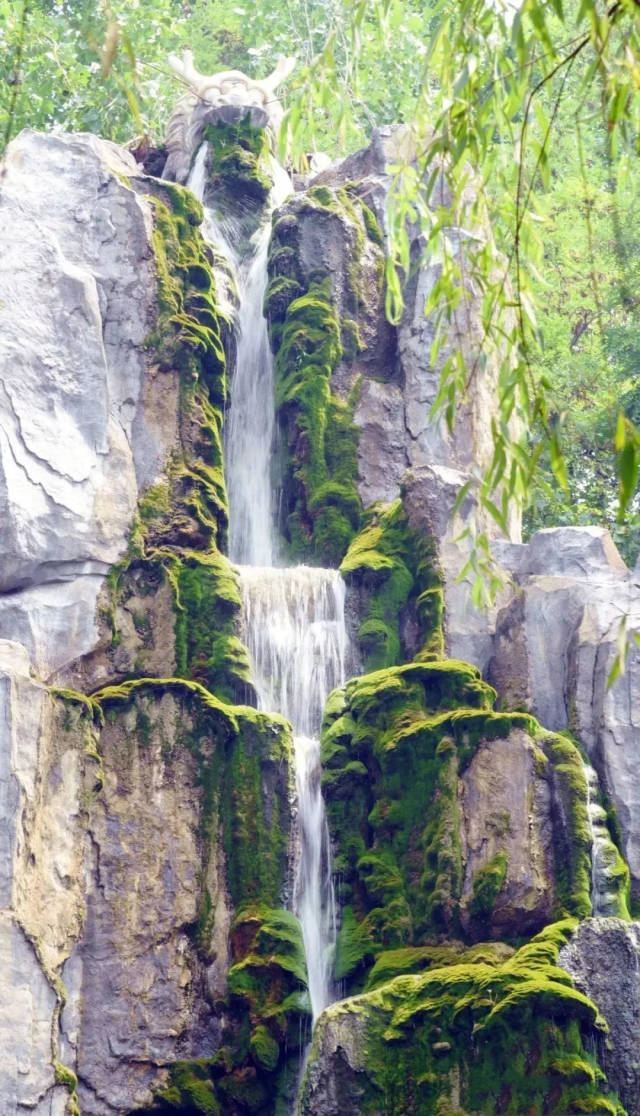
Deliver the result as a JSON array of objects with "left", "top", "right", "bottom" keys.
[
  {"left": 0, "top": 641, "right": 70, "bottom": 1115},
  {"left": 459, "top": 729, "right": 555, "bottom": 936},
  {"left": 299, "top": 922, "right": 621, "bottom": 1116},
  {"left": 0, "top": 128, "right": 297, "bottom": 1115},
  {"left": 267, "top": 126, "right": 519, "bottom": 669},
  {"left": 488, "top": 525, "right": 640, "bottom": 904},
  {"left": 559, "top": 918, "right": 640, "bottom": 1116},
  {"left": 0, "top": 130, "right": 164, "bottom": 676},
  {"left": 64, "top": 694, "right": 218, "bottom": 1114}
]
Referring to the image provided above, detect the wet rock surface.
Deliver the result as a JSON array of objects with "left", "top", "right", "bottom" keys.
[{"left": 559, "top": 918, "right": 640, "bottom": 1116}]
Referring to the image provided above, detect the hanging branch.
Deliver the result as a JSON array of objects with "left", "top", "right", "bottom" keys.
[{"left": 2, "top": 0, "right": 30, "bottom": 155}]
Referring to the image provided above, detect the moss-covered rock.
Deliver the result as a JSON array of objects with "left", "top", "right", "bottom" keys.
[
  {"left": 322, "top": 656, "right": 605, "bottom": 989},
  {"left": 142, "top": 904, "right": 310, "bottom": 1116},
  {"left": 266, "top": 183, "right": 388, "bottom": 566},
  {"left": 340, "top": 497, "right": 444, "bottom": 670},
  {"left": 202, "top": 119, "right": 272, "bottom": 212},
  {"left": 300, "top": 922, "right": 626, "bottom": 1116}
]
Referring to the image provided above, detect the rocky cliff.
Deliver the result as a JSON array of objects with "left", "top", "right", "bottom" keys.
[{"left": 1, "top": 111, "right": 639, "bottom": 1116}]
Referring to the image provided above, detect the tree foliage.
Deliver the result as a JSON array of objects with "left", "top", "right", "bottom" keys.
[{"left": 280, "top": 0, "right": 640, "bottom": 587}]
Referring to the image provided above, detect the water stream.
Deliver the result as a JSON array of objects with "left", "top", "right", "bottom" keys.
[
  {"left": 239, "top": 566, "right": 345, "bottom": 1019},
  {"left": 188, "top": 145, "right": 342, "bottom": 1024},
  {"left": 583, "top": 760, "right": 617, "bottom": 916}
]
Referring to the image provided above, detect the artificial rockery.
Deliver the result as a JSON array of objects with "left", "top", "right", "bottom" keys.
[{"left": 1, "top": 53, "right": 640, "bottom": 1116}]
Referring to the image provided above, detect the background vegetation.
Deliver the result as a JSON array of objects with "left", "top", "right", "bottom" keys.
[{"left": 2, "top": 0, "right": 640, "bottom": 569}]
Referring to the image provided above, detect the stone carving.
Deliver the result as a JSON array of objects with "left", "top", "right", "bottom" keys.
[{"left": 163, "top": 51, "right": 296, "bottom": 182}]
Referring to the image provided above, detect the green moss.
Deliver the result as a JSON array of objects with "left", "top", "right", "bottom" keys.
[
  {"left": 250, "top": 1025, "right": 281, "bottom": 1072},
  {"left": 54, "top": 1061, "right": 78, "bottom": 1092},
  {"left": 266, "top": 183, "right": 387, "bottom": 567},
  {"left": 150, "top": 1060, "right": 221, "bottom": 1115},
  {"left": 360, "top": 200, "right": 384, "bottom": 246},
  {"left": 340, "top": 499, "right": 444, "bottom": 671},
  {"left": 334, "top": 904, "right": 376, "bottom": 982},
  {"left": 550, "top": 1056, "right": 597, "bottom": 1085},
  {"left": 469, "top": 850, "right": 508, "bottom": 922},
  {"left": 268, "top": 275, "right": 361, "bottom": 564},
  {"left": 202, "top": 118, "right": 271, "bottom": 209},
  {"left": 307, "top": 921, "right": 623, "bottom": 1116},
  {"left": 541, "top": 732, "right": 593, "bottom": 919},
  {"left": 173, "top": 551, "right": 252, "bottom": 703},
  {"left": 365, "top": 940, "right": 513, "bottom": 992},
  {"left": 143, "top": 181, "right": 229, "bottom": 554},
  {"left": 321, "top": 659, "right": 527, "bottom": 965}
]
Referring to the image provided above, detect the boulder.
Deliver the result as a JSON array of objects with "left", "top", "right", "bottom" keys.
[{"left": 559, "top": 918, "right": 640, "bottom": 1116}]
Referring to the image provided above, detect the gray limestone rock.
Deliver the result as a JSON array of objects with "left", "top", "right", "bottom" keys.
[
  {"left": 459, "top": 730, "right": 555, "bottom": 936},
  {"left": 0, "top": 130, "right": 168, "bottom": 678},
  {"left": 0, "top": 641, "right": 73, "bottom": 1114},
  {"left": 309, "top": 128, "right": 519, "bottom": 519},
  {"left": 558, "top": 918, "right": 640, "bottom": 1116},
  {"left": 67, "top": 693, "right": 224, "bottom": 1114},
  {"left": 0, "top": 130, "right": 221, "bottom": 1112},
  {"left": 298, "top": 1003, "right": 371, "bottom": 1116},
  {"left": 402, "top": 463, "right": 514, "bottom": 673},
  {"left": 487, "top": 526, "right": 640, "bottom": 902}
]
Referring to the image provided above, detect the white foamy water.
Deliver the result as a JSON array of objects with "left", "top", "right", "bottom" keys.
[
  {"left": 188, "top": 141, "right": 343, "bottom": 1025},
  {"left": 238, "top": 565, "right": 345, "bottom": 1020},
  {"left": 583, "top": 761, "right": 618, "bottom": 916},
  {"left": 188, "top": 146, "right": 290, "bottom": 565}
]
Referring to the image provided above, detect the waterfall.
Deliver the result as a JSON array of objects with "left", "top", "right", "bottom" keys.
[
  {"left": 583, "top": 761, "right": 621, "bottom": 917},
  {"left": 187, "top": 143, "right": 343, "bottom": 1023},
  {"left": 238, "top": 566, "right": 345, "bottom": 1019}
]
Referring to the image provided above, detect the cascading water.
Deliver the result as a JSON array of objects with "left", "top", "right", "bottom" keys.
[
  {"left": 188, "top": 143, "right": 290, "bottom": 565},
  {"left": 188, "top": 143, "right": 344, "bottom": 1024},
  {"left": 583, "top": 760, "right": 620, "bottom": 917},
  {"left": 239, "top": 566, "right": 345, "bottom": 1019}
]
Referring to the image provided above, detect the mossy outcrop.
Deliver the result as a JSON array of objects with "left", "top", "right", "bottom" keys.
[
  {"left": 340, "top": 497, "right": 444, "bottom": 671},
  {"left": 300, "top": 921, "right": 626, "bottom": 1115},
  {"left": 194, "top": 117, "right": 275, "bottom": 250},
  {"left": 321, "top": 655, "right": 630, "bottom": 996},
  {"left": 141, "top": 906, "right": 309, "bottom": 1116},
  {"left": 266, "top": 183, "right": 389, "bottom": 565}
]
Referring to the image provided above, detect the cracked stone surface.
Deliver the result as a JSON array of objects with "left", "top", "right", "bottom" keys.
[
  {"left": 64, "top": 693, "right": 222, "bottom": 1115},
  {"left": 459, "top": 729, "right": 555, "bottom": 937},
  {"left": 0, "top": 130, "right": 162, "bottom": 677},
  {"left": 488, "top": 526, "right": 640, "bottom": 902},
  {"left": 0, "top": 641, "right": 70, "bottom": 1115},
  {"left": 0, "top": 130, "right": 210, "bottom": 1115}
]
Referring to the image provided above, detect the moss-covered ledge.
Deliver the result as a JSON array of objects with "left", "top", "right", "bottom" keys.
[{"left": 300, "top": 920, "right": 627, "bottom": 1116}]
